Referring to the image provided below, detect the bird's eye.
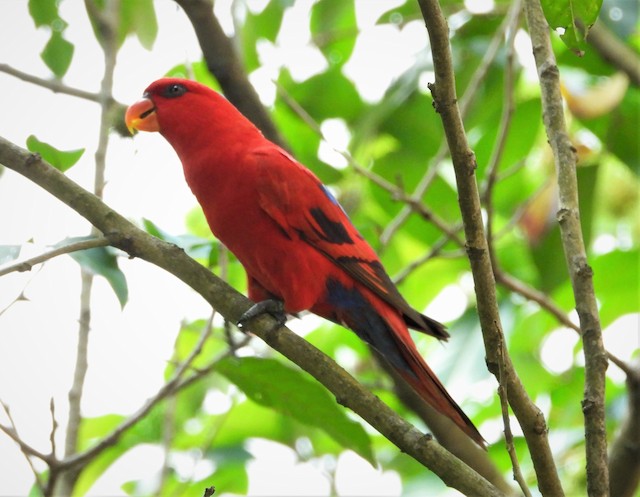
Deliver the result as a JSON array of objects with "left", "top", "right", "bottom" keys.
[{"left": 164, "top": 83, "right": 187, "bottom": 98}]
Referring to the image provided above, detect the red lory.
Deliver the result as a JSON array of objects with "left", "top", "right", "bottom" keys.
[{"left": 125, "top": 78, "right": 484, "bottom": 446}]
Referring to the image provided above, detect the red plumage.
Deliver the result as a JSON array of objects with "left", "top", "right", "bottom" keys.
[{"left": 125, "top": 78, "right": 484, "bottom": 447}]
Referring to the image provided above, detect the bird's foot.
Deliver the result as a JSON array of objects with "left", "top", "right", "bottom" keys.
[{"left": 237, "top": 299, "right": 287, "bottom": 332}]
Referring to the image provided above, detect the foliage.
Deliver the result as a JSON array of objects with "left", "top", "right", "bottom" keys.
[{"left": 0, "top": 0, "right": 638, "bottom": 496}]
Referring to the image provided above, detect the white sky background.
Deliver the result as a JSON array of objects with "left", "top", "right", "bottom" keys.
[{"left": 0, "top": 1, "right": 637, "bottom": 496}]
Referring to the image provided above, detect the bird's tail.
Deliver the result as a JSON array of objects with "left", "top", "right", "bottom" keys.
[
  {"left": 390, "top": 324, "right": 486, "bottom": 448},
  {"left": 336, "top": 292, "right": 485, "bottom": 447}
]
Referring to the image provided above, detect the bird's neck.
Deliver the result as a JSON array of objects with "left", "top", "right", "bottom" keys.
[{"left": 165, "top": 118, "right": 263, "bottom": 206}]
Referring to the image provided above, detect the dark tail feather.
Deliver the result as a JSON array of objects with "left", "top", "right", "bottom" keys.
[
  {"left": 403, "top": 311, "right": 449, "bottom": 341},
  {"left": 355, "top": 317, "right": 485, "bottom": 446},
  {"left": 324, "top": 280, "right": 484, "bottom": 447},
  {"left": 395, "top": 344, "right": 486, "bottom": 448}
]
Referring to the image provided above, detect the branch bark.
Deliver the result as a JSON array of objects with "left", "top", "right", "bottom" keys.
[
  {"left": 415, "top": 1, "right": 565, "bottom": 495},
  {"left": 523, "top": 2, "right": 610, "bottom": 496},
  {"left": 0, "top": 136, "right": 505, "bottom": 496}
]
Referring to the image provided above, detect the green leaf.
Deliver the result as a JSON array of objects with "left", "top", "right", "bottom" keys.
[
  {"left": 41, "top": 30, "right": 74, "bottom": 78},
  {"left": 540, "top": 0, "right": 603, "bottom": 54},
  {"left": 592, "top": 249, "right": 639, "bottom": 327},
  {"left": 289, "top": 66, "right": 365, "bottom": 123},
  {"left": 142, "top": 217, "right": 214, "bottom": 262},
  {"left": 28, "top": 0, "right": 59, "bottom": 27},
  {"left": 585, "top": 88, "right": 640, "bottom": 175},
  {"left": 165, "top": 60, "right": 220, "bottom": 91},
  {"left": 310, "top": 0, "right": 357, "bottom": 66},
  {"left": 216, "top": 357, "right": 375, "bottom": 464},
  {"left": 606, "top": 88, "right": 640, "bottom": 175},
  {"left": 26, "top": 135, "right": 84, "bottom": 172},
  {"left": 121, "top": 0, "right": 158, "bottom": 50},
  {"left": 62, "top": 237, "right": 129, "bottom": 308},
  {"left": 375, "top": 1, "right": 421, "bottom": 26},
  {"left": 166, "top": 319, "right": 226, "bottom": 375},
  {"left": 242, "top": 0, "right": 292, "bottom": 72},
  {"left": 203, "top": 446, "right": 250, "bottom": 494},
  {"left": 87, "top": 0, "right": 157, "bottom": 51}
]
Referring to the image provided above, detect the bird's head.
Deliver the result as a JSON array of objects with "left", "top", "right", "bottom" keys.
[
  {"left": 125, "top": 78, "right": 221, "bottom": 135},
  {"left": 125, "top": 78, "right": 260, "bottom": 163}
]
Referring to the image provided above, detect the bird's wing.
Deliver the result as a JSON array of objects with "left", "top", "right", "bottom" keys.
[{"left": 253, "top": 147, "right": 448, "bottom": 339}]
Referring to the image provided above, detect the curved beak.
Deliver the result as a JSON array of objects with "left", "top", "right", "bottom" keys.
[{"left": 125, "top": 97, "right": 159, "bottom": 134}]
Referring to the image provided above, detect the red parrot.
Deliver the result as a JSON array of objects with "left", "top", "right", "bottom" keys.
[{"left": 125, "top": 78, "right": 484, "bottom": 447}]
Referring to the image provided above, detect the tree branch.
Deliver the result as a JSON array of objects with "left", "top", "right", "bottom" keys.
[
  {"left": 53, "top": 3, "right": 121, "bottom": 494},
  {"left": 587, "top": 20, "right": 640, "bottom": 87},
  {"left": 523, "top": 1, "right": 610, "bottom": 495},
  {"left": 0, "top": 135, "right": 505, "bottom": 496},
  {"left": 59, "top": 311, "right": 233, "bottom": 472},
  {"left": 0, "top": 237, "right": 109, "bottom": 277},
  {"left": 381, "top": 0, "right": 524, "bottom": 247},
  {"left": 415, "top": 1, "right": 565, "bottom": 495},
  {"left": 0, "top": 63, "right": 129, "bottom": 137},
  {"left": 608, "top": 362, "right": 640, "bottom": 497},
  {"left": 0, "top": 63, "right": 103, "bottom": 102},
  {"left": 0, "top": 401, "right": 48, "bottom": 492}
]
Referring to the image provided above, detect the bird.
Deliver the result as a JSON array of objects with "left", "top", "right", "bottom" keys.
[{"left": 125, "top": 78, "right": 484, "bottom": 447}]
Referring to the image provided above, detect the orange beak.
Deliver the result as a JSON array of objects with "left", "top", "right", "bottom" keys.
[{"left": 125, "top": 97, "right": 159, "bottom": 134}]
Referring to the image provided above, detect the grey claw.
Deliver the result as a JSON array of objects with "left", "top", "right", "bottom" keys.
[{"left": 237, "top": 299, "right": 286, "bottom": 331}]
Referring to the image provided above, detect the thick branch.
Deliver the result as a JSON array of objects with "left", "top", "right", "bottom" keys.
[
  {"left": 0, "top": 137, "right": 504, "bottom": 496},
  {"left": 415, "top": 1, "right": 565, "bottom": 495},
  {"left": 523, "top": 1, "right": 610, "bottom": 496},
  {"left": 608, "top": 363, "right": 640, "bottom": 497},
  {"left": 173, "top": 0, "right": 287, "bottom": 148}
]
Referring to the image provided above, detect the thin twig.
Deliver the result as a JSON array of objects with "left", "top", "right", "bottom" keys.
[
  {"left": 0, "top": 63, "right": 104, "bottom": 103},
  {"left": 55, "top": 2, "right": 121, "bottom": 495},
  {"left": 0, "top": 290, "right": 29, "bottom": 318},
  {"left": 0, "top": 237, "right": 110, "bottom": 277},
  {"left": 608, "top": 361, "right": 640, "bottom": 497},
  {"left": 49, "top": 398, "right": 58, "bottom": 459},
  {"left": 416, "top": 0, "right": 566, "bottom": 495},
  {"left": 497, "top": 339, "right": 533, "bottom": 497},
  {"left": 0, "top": 401, "right": 48, "bottom": 491},
  {"left": 0, "top": 63, "right": 129, "bottom": 136},
  {"left": 496, "top": 263, "right": 632, "bottom": 378},
  {"left": 483, "top": 15, "right": 549, "bottom": 488},
  {"left": 380, "top": 1, "right": 524, "bottom": 247},
  {"left": 523, "top": 1, "right": 610, "bottom": 494},
  {"left": 59, "top": 329, "right": 243, "bottom": 472},
  {"left": 483, "top": 0, "right": 521, "bottom": 255},
  {"left": 393, "top": 225, "right": 463, "bottom": 285}
]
